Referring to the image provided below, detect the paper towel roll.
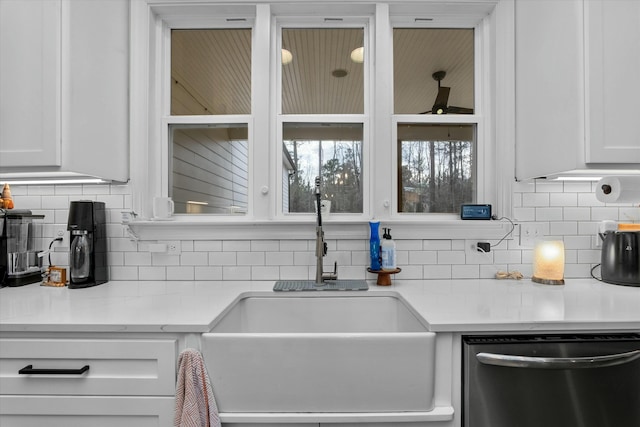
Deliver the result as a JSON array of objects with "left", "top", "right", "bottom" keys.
[{"left": 596, "top": 176, "right": 640, "bottom": 203}]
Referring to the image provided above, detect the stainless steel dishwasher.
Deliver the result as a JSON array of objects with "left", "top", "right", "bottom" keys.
[{"left": 463, "top": 334, "right": 640, "bottom": 427}]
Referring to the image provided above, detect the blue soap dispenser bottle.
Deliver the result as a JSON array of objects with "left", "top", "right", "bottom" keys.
[{"left": 369, "top": 221, "right": 381, "bottom": 270}]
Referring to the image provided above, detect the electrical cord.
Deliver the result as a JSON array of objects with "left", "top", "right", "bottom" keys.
[
  {"left": 491, "top": 215, "right": 515, "bottom": 248},
  {"left": 590, "top": 264, "right": 603, "bottom": 282},
  {"left": 48, "top": 237, "right": 63, "bottom": 267}
]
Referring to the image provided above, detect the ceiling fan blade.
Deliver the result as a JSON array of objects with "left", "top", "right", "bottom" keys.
[
  {"left": 431, "top": 86, "right": 451, "bottom": 114},
  {"left": 446, "top": 106, "right": 474, "bottom": 114}
]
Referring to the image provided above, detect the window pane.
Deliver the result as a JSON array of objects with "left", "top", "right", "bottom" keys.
[
  {"left": 171, "top": 29, "right": 251, "bottom": 115},
  {"left": 397, "top": 124, "right": 476, "bottom": 213},
  {"left": 170, "top": 124, "right": 248, "bottom": 214},
  {"left": 394, "top": 29, "right": 474, "bottom": 114},
  {"left": 282, "top": 28, "right": 364, "bottom": 114},
  {"left": 283, "top": 123, "right": 363, "bottom": 213}
]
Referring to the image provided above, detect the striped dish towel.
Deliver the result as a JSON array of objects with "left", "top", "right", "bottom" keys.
[{"left": 174, "top": 348, "right": 221, "bottom": 427}]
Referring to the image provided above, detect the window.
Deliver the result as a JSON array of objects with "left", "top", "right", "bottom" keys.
[
  {"left": 283, "top": 122, "right": 363, "bottom": 213},
  {"left": 397, "top": 124, "right": 476, "bottom": 213},
  {"left": 170, "top": 124, "right": 248, "bottom": 214},
  {"left": 393, "top": 28, "right": 477, "bottom": 215},
  {"left": 278, "top": 24, "right": 368, "bottom": 216},
  {"left": 168, "top": 27, "right": 252, "bottom": 215},
  {"left": 132, "top": 1, "right": 513, "bottom": 236}
]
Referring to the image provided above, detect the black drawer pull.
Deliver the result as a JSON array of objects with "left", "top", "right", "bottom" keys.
[{"left": 18, "top": 364, "right": 90, "bottom": 375}]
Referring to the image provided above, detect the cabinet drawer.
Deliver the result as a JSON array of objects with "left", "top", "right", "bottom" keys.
[
  {"left": 0, "top": 395, "right": 173, "bottom": 427},
  {"left": 0, "top": 339, "right": 176, "bottom": 396}
]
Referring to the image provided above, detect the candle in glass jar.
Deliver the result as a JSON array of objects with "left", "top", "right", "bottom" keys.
[{"left": 532, "top": 240, "right": 565, "bottom": 285}]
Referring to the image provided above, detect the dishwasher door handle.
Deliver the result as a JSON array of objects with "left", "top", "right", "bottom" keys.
[{"left": 476, "top": 349, "right": 640, "bottom": 369}]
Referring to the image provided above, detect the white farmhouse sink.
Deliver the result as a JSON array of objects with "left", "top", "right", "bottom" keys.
[{"left": 202, "top": 292, "right": 436, "bottom": 414}]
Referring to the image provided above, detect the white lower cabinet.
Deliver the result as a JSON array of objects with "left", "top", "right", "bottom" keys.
[
  {"left": 0, "top": 395, "right": 174, "bottom": 427},
  {"left": 0, "top": 337, "right": 177, "bottom": 426}
]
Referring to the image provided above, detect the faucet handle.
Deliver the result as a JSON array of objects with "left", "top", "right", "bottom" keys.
[{"left": 322, "top": 261, "right": 338, "bottom": 281}]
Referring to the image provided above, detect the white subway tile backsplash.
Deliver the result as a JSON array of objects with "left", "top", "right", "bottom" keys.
[
  {"left": 223, "top": 266, "right": 251, "bottom": 281},
  {"left": 437, "top": 251, "right": 466, "bottom": 265},
  {"left": 423, "top": 265, "right": 452, "bottom": 279},
  {"left": 423, "top": 240, "right": 452, "bottom": 250},
  {"left": 251, "top": 266, "right": 280, "bottom": 280},
  {"left": 535, "top": 207, "right": 563, "bottom": 221},
  {"left": 563, "top": 235, "right": 592, "bottom": 250},
  {"left": 409, "top": 251, "right": 438, "bottom": 265},
  {"left": 280, "top": 266, "right": 309, "bottom": 280},
  {"left": 550, "top": 221, "right": 578, "bottom": 236},
  {"left": 15, "top": 174, "right": 623, "bottom": 283},
  {"left": 209, "top": 252, "right": 236, "bottom": 266},
  {"left": 563, "top": 207, "right": 591, "bottom": 221},
  {"left": 523, "top": 193, "right": 549, "bottom": 207},
  {"left": 194, "top": 266, "right": 222, "bottom": 281},
  {"left": 591, "top": 207, "right": 620, "bottom": 221},
  {"left": 181, "top": 252, "right": 209, "bottom": 266},
  {"left": 110, "top": 266, "right": 139, "bottom": 280},
  {"left": 280, "top": 240, "right": 309, "bottom": 251},
  {"left": 223, "top": 240, "right": 251, "bottom": 252},
  {"left": 577, "top": 249, "right": 601, "bottom": 264},
  {"left": 513, "top": 207, "right": 535, "bottom": 221},
  {"left": 550, "top": 192, "right": 577, "bottom": 207},
  {"left": 620, "top": 207, "right": 640, "bottom": 222},
  {"left": 152, "top": 253, "right": 181, "bottom": 266},
  {"left": 452, "top": 265, "right": 479, "bottom": 279},
  {"left": 266, "top": 251, "right": 294, "bottom": 266},
  {"left": 139, "top": 266, "right": 167, "bottom": 281},
  {"left": 125, "top": 252, "right": 152, "bottom": 266},
  {"left": 194, "top": 241, "right": 222, "bottom": 252},
  {"left": 167, "top": 266, "right": 194, "bottom": 281},
  {"left": 251, "top": 240, "right": 279, "bottom": 252},
  {"left": 237, "top": 251, "right": 265, "bottom": 266},
  {"left": 578, "top": 192, "right": 601, "bottom": 206},
  {"left": 494, "top": 250, "right": 522, "bottom": 264}
]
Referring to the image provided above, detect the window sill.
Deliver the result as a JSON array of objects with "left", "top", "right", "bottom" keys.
[{"left": 124, "top": 218, "right": 513, "bottom": 242}]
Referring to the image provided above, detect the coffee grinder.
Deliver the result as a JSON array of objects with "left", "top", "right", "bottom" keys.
[
  {"left": 67, "top": 201, "right": 108, "bottom": 288},
  {"left": 1, "top": 209, "right": 45, "bottom": 287}
]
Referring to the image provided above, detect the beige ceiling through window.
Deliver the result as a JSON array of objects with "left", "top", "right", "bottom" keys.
[
  {"left": 171, "top": 29, "right": 252, "bottom": 115},
  {"left": 281, "top": 28, "right": 365, "bottom": 115}
]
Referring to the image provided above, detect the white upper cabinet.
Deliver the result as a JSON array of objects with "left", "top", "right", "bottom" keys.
[
  {"left": 515, "top": 0, "right": 640, "bottom": 181},
  {"left": 585, "top": 0, "right": 640, "bottom": 164},
  {"left": 0, "top": 0, "right": 129, "bottom": 183},
  {"left": 0, "top": 0, "right": 61, "bottom": 167}
]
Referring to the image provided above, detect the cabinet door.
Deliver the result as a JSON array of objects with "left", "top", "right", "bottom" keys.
[
  {"left": 0, "top": 0, "right": 61, "bottom": 167},
  {"left": 585, "top": 0, "right": 640, "bottom": 163},
  {"left": 62, "top": 0, "right": 129, "bottom": 182},
  {"left": 514, "top": 0, "right": 585, "bottom": 180}
]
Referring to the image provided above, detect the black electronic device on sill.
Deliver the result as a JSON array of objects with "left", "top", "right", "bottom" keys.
[{"left": 460, "top": 204, "right": 492, "bottom": 220}]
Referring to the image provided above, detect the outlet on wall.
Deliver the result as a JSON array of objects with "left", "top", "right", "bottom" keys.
[
  {"left": 519, "top": 223, "right": 545, "bottom": 247},
  {"left": 55, "top": 227, "right": 68, "bottom": 247},
  {"left": 159, "top": 240, "right": 181, "bottom": 255}
]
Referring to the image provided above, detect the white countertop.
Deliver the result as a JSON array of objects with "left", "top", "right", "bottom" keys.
[{"left": 1, "top": 278, "right": 639, "bottom": 333}]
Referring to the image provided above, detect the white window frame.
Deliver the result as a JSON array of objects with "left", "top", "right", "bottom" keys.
[
  {"left": 128, "top": 0, "right": 514, "bottom": 241},
  {"left": 275, "top": 16, "right": 372, "bottom": 221}
]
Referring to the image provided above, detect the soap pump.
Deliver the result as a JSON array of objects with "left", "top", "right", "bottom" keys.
[{"left": 380, "top": 227, "right": 396, "bottom": 270}]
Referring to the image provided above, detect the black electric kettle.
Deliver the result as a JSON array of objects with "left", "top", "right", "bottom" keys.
[{"left": 599, "top": 231, "right": 640, "bottom": 287}]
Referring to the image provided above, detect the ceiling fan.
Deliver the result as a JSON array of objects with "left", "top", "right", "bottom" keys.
[{"left": 422, "top": 70, "right": 474, "bottom": 115}]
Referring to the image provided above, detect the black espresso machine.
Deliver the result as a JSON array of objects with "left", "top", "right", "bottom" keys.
[
  {"left": 1, "top": 209, "right": 45, "bottom": 287},
  {"left": 67, "top": 201, "right": 108, "bottom": 288}
]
